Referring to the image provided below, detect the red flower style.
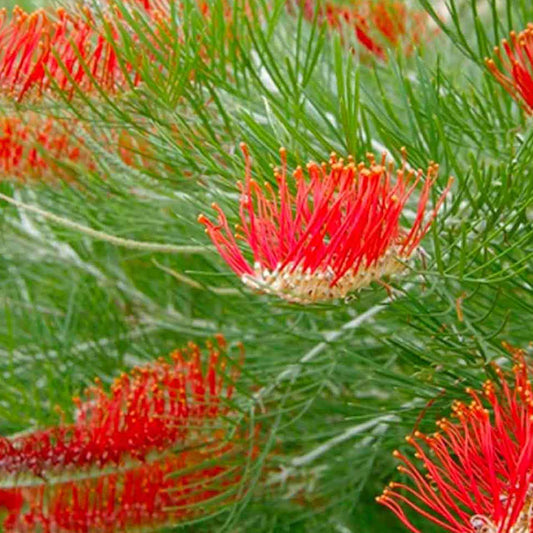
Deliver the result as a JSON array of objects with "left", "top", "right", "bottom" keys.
[
  {"left": 199, "top": 145, "right": 452, "bottom": 304},
  {"left": 289, "top": 0, "right": 432, "bottom": 60},
  {"left": 377, "top": 344, "right": 533, "bottom": 533},
  {"left": 486, "top": 25, "right": 533, "bottom": 114},
  {"left": 0, "top": 444, "right": 246, "bottom": 532},
  {"left": 0, "top": 335, "right": 241, "bottom": 478}
]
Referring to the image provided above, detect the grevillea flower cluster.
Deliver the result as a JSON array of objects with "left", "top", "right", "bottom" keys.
[
  {"left": 289, "top": 0, "right": 432, "bottom": 60},
  {"left": 0, "top": 336, "right": 250, "bottom": 532},
  {"left": 0, "top": 335, "right": 240, "bottom": 478},
  {"left": 0, "top": 3, "right": 165, "bottom": 101},
  {"left": 0, "top": 1, "right": 248, "bottom": 102},
  {"left": 199, "top": 145, "right": 451, "bottom": 304},
  {"left": 0, "top": 113, "right": 155, "bottom": 182},
  {"left": 0, "top": 447, "right": 242, "bottom": 532},
  {"left": 378, "top": 344, "right": 533, "bottom": 533},
  {"left": 486, "top": 25, "right": 533, "bottom": 114},
  {"left": 0, "top": 114, "right": 94, "bottom": 182}
]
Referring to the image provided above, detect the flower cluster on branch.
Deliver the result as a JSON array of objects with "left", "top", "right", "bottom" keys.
[
  {"left": 0, "top": 336, "right": 253, "bottom": 533},
  {"left": 378, "top": 344, "right": 533, "bottom": 533},
  {"left": 200, "top": 145, "right": 452, "bottom": 304},
  {"left": 288, "top": 0, "right": 433, "bottom": 60}
]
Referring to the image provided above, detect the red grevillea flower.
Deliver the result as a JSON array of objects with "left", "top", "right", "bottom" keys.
[
  {"left": 377, "top": 344, "right": 533, "bottom": 533},
  {"left": 0, "top": 335, "right": 241, "bottom": 478},
  {"left": 0, "top": 444, "right": 246, "bottom": 532},
  {"left": 0, "top": 113, "right": 153, "bottom": 182},
  {"left": 289, "top": 0, "right": 432, "bottom": 60},
  {"left": 0, "top": 114, "right": 95, "bottom": 182},
  {"left": 198, "top": 145, "right": 452, "bottom": 304},
  {"left": 486, "top": 25, "right": 533, "bottom": 114},
  {"left": 0, "top": 5, "right": 153, "bottom": 101}
]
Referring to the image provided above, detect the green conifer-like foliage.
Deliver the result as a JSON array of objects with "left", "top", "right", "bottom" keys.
[{"left": 0, "top": 1, "right": 531, "bottom": 532}]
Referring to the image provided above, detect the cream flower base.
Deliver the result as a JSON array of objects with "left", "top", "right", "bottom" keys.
[
  {"left": 241, "top": 248, "right": 408, "bottom": 304},
  {"left": 470, "top": 490, "right": 533, "bottom": 533}
]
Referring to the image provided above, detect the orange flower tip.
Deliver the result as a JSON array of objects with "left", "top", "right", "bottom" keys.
[
  {"left": 197, "top": 214, "right": 207, "bottom": 223},
  {"left": 392, "top": 450, "right": 401, "bottom": 458}
]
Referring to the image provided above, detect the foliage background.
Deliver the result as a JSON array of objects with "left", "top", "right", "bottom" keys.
[{"left": 0, "top": 0, "right": 532, "bottom": 531}]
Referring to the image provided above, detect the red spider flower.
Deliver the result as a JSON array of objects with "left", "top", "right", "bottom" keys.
[
  {"left": 0, "top": 114, "right": 95, "bottom": 182},
  {"left": 0, "top": 443, "right": 248, "bottom": 532},
  {"left": 198, "top": 145, "right": 452, "bottom": 304},
  {"left": 0, "top": 113, "right": 153, "bottom": 182},
  {"left": 486, "top": 25, "right": 533, "bottom": 114},
  {"left": 0, "top": 4, "right": 160, "bottom": 101},
  {"left": 289, "top": 0, "right": 433, "bottom": 60},
  {"left": 377, "top": 344, "right": 533, "bottom": 533},
  {"left": 0, "top": 335, "right": 241, "bottom": 478}
]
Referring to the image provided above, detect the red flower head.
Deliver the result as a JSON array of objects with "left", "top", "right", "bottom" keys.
[
  {"left": 486, "top": 25, "right": 533, "bottom": 114},
  {"left": 0, "top": 7, "right": 114, "bottom": 100},
  {"left": 0, "top": 113, "right": 94, "bottom": 182},
  {"left": 0, "top": 2, "right": 167, "bottom": 101},
  {"left": 377, "top": 344, "right": 533, "bottom": 533},
  {"left": 0, "top": 336, "right": 252, "bottom": 532},
  {"left": 1, "top": 446, "right": 246, "bottom": 532},
  {"left": 289, "top": 0, "right": 433, "bottom": 60},
  {"left": 199, "top": 145, "right": 452, "bottom": 304},
  {"left": 0, "top": 335, "right": 241, "bottom": 478},
  {"left": 0, "top": 113, "right": 154, "bottom": 182}
]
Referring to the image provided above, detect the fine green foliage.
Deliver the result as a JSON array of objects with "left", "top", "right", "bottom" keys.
[{"left": 0, "top": 0, "right": 532, "bottom": 532}]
